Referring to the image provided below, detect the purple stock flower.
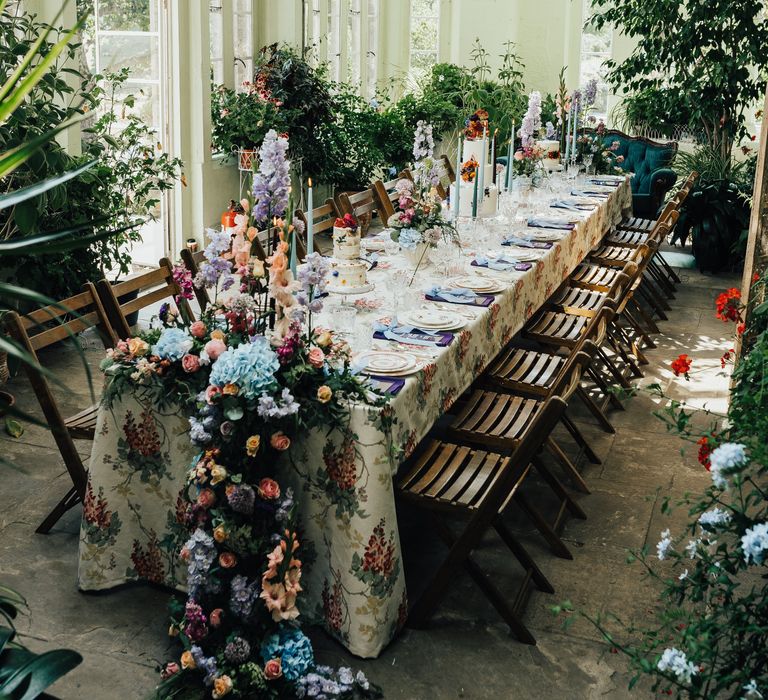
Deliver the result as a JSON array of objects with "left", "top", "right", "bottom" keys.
[{"left": 252, "top": 129, "right": 290, "bottom": 226}]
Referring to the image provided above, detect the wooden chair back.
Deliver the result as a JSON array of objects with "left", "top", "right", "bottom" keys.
[
  {"left": 96, "top": 259, "right": 195, "bottom": 340},
  {"left": 440, "top": 154, "right": 456, "bottom": 183},
  {"left": 295, "top": 198, "right": 341, "bottom": 238},
  {"left": 179, "top": 248, "right": 209, "bottom": 310},
  {"left": 337, "top": 188, "right": 377, "bottom": 222},
  {"left": 372, "top": 171, "right": 413, "bottom": 222},
  {"left": 547, "top": 349, "right": 595, "bottom": 403},
  {"left": 3, "top": 285, "right": 118, "bottom": 531}
]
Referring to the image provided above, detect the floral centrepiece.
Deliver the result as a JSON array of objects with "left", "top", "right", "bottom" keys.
[{"left": 100, "top": 135, "right": 383, "bottom": 700}]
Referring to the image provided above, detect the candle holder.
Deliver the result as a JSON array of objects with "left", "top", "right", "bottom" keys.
[{"left": 186, "top": 238, "right": 198, "bottom": 252}]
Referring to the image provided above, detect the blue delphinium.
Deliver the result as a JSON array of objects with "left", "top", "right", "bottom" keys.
[
  {"left": 261, "top": 625, "right": 314, "bottom": 681},
  {"left": 252, "top": 129, "right": 290, "bottom": 226},
  {"left": 183, "top": 528, "right": 216, "bottom": 598},
  {"left": 152, "top": 327, "right": 193, "bottom": 361},
  {"left": 190, "top": 645, "right": 218, "bottom": 686},
  {"left": 209, "top": 336, "right": 279, "bottom": 399},
  {"left": 229, "top": 574, "right": 259, "bottom": 618},
  {"left": 741, "top": 522, "right": 768, "bottom": 564},
  {"left": 194, "top": 228, "right": 235, "bottom": 291}
]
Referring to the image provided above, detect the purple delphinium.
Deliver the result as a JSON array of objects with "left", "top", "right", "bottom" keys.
[
  {"left": 257, "top": 387, "right": 300, "bottom": 419},
  {"left": 583, "top": 78, "right": 598, "bottom": 106},
  {"left": 190, "top": 645, "right": 218, "bottom": 686},
  {"left": 296, "top": 252, "right": 330, "bottom": 315},
  {"left": 252, "top": 129, "right": 290, "bottom": 227},
  {"left": 520, "top": 91, "right": 542, "bottom": 148},
  {"left": 194, "top": 228, "right": 235, "bottom": 291},
  {"left": 183, "top": 528, "right": 216, "bottom": 598},
  {"left": 412, "top": 119, "right": 434, "bottom": 161}
]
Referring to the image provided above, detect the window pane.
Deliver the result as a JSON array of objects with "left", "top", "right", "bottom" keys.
[
  {"left": 210, "top": 2, "right": 223, "bottom": 63},
  {"left": 97, "top": 0, "right": 157, "bottom": 31},
  {"left": 114, "top": 84, "right": 161, "bottom": 133},
  {"left": 99, "top": 34, "right": 159, "bottom": 79},
  {"left": 212, "top": 59, "right": 224, "bottom": 85},
  {"left": 411, "top": 18, "right": 437, "bottom": 52},
  {"left": 411, "top": 0, "right": 437, "bottom": 15},
  {"left": 234, "top": 14, "right": 252, "bottom": 63},
  {"left": 234, "top": 0, "right": 252, "bottom": 13},
  {"left": 234, "top": 59, "right": 253, "bottom": 89},
  {"left": 581, "top": 31, "right": 611, "bottom": 55}
]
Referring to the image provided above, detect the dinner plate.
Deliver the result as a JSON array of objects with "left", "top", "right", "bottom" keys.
[
  {"left": 399, "top": 309, "right": 465, "bottom": 331},
  {"left": 357, "top": 350, "right": 416, "bottom": 374},
  {"left": 525, "top": 231, "right": 568, "bottom": 241},
  {"left": 360, "top": 237, "right": 387, "bottom": 252},
  {"left": 450, "top": 276, "right": 501, "bottom": 293}
]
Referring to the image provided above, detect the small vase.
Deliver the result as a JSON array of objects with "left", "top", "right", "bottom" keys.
[
  {"left": 402, "top": 242, "right": 431, "bottom": 269},
  {"left": 514, "top": 175, "right": 532, "bottom": 193}
]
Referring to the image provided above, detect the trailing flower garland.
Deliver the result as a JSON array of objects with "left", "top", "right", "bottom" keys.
[{"left": 100, "top": 134, "right": 384, "bottom": 700}]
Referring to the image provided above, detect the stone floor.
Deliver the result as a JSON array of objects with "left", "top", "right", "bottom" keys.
[{"left": 0, "top": 262, "right": 738, "bottom": 699}]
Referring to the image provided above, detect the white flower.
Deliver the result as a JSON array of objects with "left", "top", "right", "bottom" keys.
[
  {"left": 657, "top": 648, "right": 699, "bottom": 686},
  {"left": 709, "top": 442, "right": 748, "bottom": 489},
  {"left": 743, "top": 679, "right": 763, "bottom": 699},
  {"left": 698, "top": 507, "right": 732, "bottom": 530},
  {"left": 741, "top": 522, "right": 768, "bottom": 564},
  {"left": 685, "top": 538, "right": 701, "bottom": 559},
  {"left": 678, "top": 569, "right": 688, "bottom": 581},
  {"left": 656, "top": 529, "right": 673, "bottom": 560}
]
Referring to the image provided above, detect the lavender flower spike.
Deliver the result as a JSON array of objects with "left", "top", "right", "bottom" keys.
[{"left": 252, "top": 129, "right": 291, "bottom": 227}]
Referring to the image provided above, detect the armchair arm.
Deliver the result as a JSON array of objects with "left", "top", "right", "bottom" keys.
[{"left": 649, "top": 168, "right": 678, "bottom": 200}]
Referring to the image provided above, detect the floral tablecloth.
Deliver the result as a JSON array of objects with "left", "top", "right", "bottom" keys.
[{"left": 78, "top": 180, "right": 631, "bottom": 658}]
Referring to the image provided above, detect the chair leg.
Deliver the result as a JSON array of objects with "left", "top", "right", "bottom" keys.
[
  {"left": 576, "top": 385, "right": 616, "bottom": 433},
  {"left": 630, "top": 297, "right": 660, "bottom": 335},
  {"left": 623, "top": 307, "right": 656, "bottom": 350},
  {"left": 560, "top": 412, "right": 601, "bottom": 464},
  {"left": 513, "top": 491, "right": 573, "bottom": 560},
  {"left": 587, "top": 365, "right": 625, "bottom": 411},
  {"left": 531, "top": 456, "right": 588, "bottom": 521},
  {"left": 546, "top": 436, "right": 591, "bottom": 494},
  {"left": 36, "top": 487, "right": 81, "bottom": 534},
  {"left": 596, "top": 346, "right": 633, "bottom": 390},
  {"left": 492, "top": 515, "right": 554, "bottom": 594}
]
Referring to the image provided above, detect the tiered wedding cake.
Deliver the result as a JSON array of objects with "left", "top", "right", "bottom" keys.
[
  {"left": 449, "top": 136, "right": 499, "bottom": 218},
  {"left": 328, "top": 216, "right": 371, "bottom": 293},
  {"left": 537, "top": 139, "right": 562, "bottom": 171}
]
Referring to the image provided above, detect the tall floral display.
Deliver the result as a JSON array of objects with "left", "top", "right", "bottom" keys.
[{"left": 100, "top": 135, "right": 382, "bottom": 699}]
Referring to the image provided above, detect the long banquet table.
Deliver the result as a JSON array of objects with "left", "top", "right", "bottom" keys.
[{"left": 78, "top": 179, "right": 632, "bottom": 658}]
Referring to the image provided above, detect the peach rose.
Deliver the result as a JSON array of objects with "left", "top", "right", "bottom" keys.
[
  {"left": 307, "top": 347, "right": 325, "bottom": 368},
  {"left": 128, "top": 337, "right": 149, "bottom": 356},
  {"left": 213, "top": 525, "right": 227, "bottom": 543},
  {"left": 210, "top": 329, "right": 226, "bottom": 342},
  {"left": 258, "top": 477, "right": 281, "bottom": 500},
  {"left": 316, "top": 385, "right": 332, "bottom": 404},
  {"left": 264, "top": 658, "right": 282, "bottom": 680},
  {"left": 212, "top": 674, "right": 233, "bottom": 699},
  {"left": 209, "top": 608, "right": 223, "bottom": 628},
  {"left": 251, "top": 258, "right": 265, "bottom": 277},
  {"left": 197, "top": 488, "right": 216, "bottom": 509},
  {"left": 205, "top": 385, "right": 223, "bottom": 403},
  {"left": 210, "top": 464, "right": 227, "bottom": 485},
  {"left": 190, "top": 321, "right": 207, "bottom": 338},
  {"left": 180, "top": 650, "right": 196, "bottom": 669},
  {"left": 182, "top": 354, "right": 200, "bottom": 373},
  {"left": 314, "top": 329, "right": 333, "bottom": 348},
  {"left": 219, "top": 552, "right": 237, "bottom": 568},
  {"left": 270, "top": 432, "right": 291, "bottom": 451},
  {"left": 204, "top": 339, "right": 227, "bottom": 361},
  {"left": 246, "top": 435, "right": 261, "bottom": 457},
  {"left": 168, "top": 624, "right": 179, "bottom": 637}
]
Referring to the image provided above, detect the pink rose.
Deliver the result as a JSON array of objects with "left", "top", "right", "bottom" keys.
[
  {"left": 219, "top": 552, "right": 237, "bottom": 568},
  {"left": 258, "top": 477, "right": 281, "bottom": 500},
  {"left": 182, "top": 354, "right": 200, "bottom": 373},
  {"left": 205, "top": 385, "right": 223, "bottom": 403},
  {"left": 264, "top": 658, "right": 283, "bottom": 681},
  {"left": 514, "top": 150, "right": 524, "bottom": 161},
  {"left": 197, "top": 488, "right": 216, "bottom": 508},
  {"left": 190, "top": 321, "right": 207, "bottom": 338},
  {"left": 307, "top": 347, "right": 325, "bottom": 368},
  {"left": 204, "top": 339, "right": 227, "bottom": 361},
  {"left": 209, "top": 608, "right": 223, "bottom": 627},
  {"left": 161, "top": 662, "right": 180, "bottom": 679},
  {"left": 270, "top": 432, "right": 291, "bottom": 451}
]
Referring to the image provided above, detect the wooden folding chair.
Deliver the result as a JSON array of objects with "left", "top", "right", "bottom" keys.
[
  {"left": 336, "top": 188, "right": 377, "bottom": 228},
  {"left": 295, "top": 197, "right": 341, "bottom": 253},
  {"left": 4, "top": 285, "right": 118, "bottom": 533},
  {"left": 398, "top": 396, "right": 568, "bottom": 644},
  {"left": 372, "top": 172, "right": 411, "bottom": 222},
  {"left": 95, "top": 260, "right": 195, "bottom": 340}
]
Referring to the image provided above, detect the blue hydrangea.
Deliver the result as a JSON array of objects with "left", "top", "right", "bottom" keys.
[
  {"left": 152, "top": 327, "right": 193, "bottom": 361},
  {"left": 261, "top": 625, "right": 315, "bottom": 682},
  {"left": 741, "top": 522, "right": 768, "bottom": 565},
  {"left": 209, "top": 336, "right": 279, "bottom": 398},
  {"left": 397, "top": 227, "right": 423, "bottom": 251}
]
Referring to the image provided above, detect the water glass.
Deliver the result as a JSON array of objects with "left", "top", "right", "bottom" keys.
[
  {"left": 330, "top": 304, "right": 357, "bottom": 337},
  {"left": 383, "top": 237, "right": 400, "bottom": 257}
]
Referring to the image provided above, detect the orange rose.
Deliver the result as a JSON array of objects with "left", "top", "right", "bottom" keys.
[
  {"left": 127, "top": 337, "right": 149, "bottom": 356},
  {"left": 197, "top": 489, "right": 216, "bottom": 508},
  {"left": 180, "top": 650, "right": 195, "bottom": 669},
  {"left": 212, "top": 674, "right": 233, "bottom": 699},
  {"left": 210, "top": 329, "right": 226, "bottom": 342},
  {"left": 213, "top": 525, "right": 227, "bottom": 543},
  {"left": 316, "top": 385, "right": 332, "bottom": 404},
  {"left": 223, "top": 383, "right": 239, "bottom": 396},
  {"left": 210, "top": 608, "right": 223, "bottom": 627}
]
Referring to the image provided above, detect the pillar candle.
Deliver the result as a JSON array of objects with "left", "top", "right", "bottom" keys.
[
  {"left": 454, "top": 134, "right": 462, "bottom": 221},
  {"left": 472, "top": 163, "right": 479, "bottom": 218},
  {"left": 564, "top": 104, "right": 571, "bottom": 163},
  {"left": 477, "top": 127, "right": 487, "bottom": 213},
  {"left": 571, "top": 98, "right": 579, "bottom": 160},
  {"left": 506, "top": 122, "right": 514, "bottom": 190},
  {"left": 490, "top": 129, "right": 497, "bottom": 184},
  {"left": 306, "top": 178, "right": 314, "bottom": 256}
]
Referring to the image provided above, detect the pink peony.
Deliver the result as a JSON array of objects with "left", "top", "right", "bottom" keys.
[
  {"left": 190, "top": 321, "right": 207, "bottom": 338},
  {"left": 204, "top": 339, "right": 227, "bottom": 361},
  {"left": 209, "top": 608, "right": 223, "bottom": 627},
  {"left": 307, "top": 347, "right": 325, "bottom": 368},
  {"left": 219, "top": 552, "right": 237, "bottom": 568},
  {"left": 161, "top": 662, "right": 180, "bottom": 679},
  {"left": 182, "top": 354, "right": 200, "bottom": 373},
  {"left": 197, "top": 488, "right": 216, "bottom": 508}
]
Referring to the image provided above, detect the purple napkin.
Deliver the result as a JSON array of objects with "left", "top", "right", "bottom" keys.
[
  {"left": 373, "top": 328, "right": 455, "bottom": 346},
  {"left": 369, "top": 376, "right": 406, "bottom": 395},
  {"left": 471, "top": 259, "right": 532, "bottom": 272},
  {"left": 424, "top": 292, "right": 495, "bottom": 307},
  {"left": 527, "top": 217, "right": 576, "bottom": 230},
  {"left": 502, "top": 236, "right": 554, "bottom": 250}
]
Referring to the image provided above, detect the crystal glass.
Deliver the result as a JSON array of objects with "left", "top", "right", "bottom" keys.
[
  {"left": 329, "top": 304, "right": 357, "bottom": 337},
  {"left": 383, "top": 237, "right": 400, "bottom": 257},
  {"left": 583, "top": 153, "right": 594, "bottom": 176}
]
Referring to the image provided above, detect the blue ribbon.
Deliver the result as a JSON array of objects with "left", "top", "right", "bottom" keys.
[
  {"left": 371, "top": 319, "right": 444, "bottom": 346},
  {"left": 474, "top": 254, "right": 520, "bottom": 271}
]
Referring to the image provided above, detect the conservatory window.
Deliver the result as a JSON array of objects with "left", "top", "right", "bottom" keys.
[
  {"left": 580, "top": 1, "right": 612, "bottom": 123},
  {"left": 210, "top": 0, "right": 224, "bottom": 84},
  {"left": 233, "top": 0, "right": 253, "bottom": 88},
  {"left": 409, "top": 0, "right": 439, "bottom": 84}
]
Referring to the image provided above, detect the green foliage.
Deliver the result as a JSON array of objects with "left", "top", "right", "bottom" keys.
[
  {"left": 615, "top": 87, "right": 699, "bottom": 139},
  {"left": 671, "top": 148, "right": 755, "bottom": 272},
  {"left": 590, "top": 0, "right": 768, "bottom": 159},
  {"left": 0, "top": 583, "right": 82, "bottom": 699}
]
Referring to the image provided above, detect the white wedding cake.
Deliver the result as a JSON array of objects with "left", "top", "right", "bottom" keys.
[
  {"left": 449, "top": 137, "right": 499, "bottom": 218},
  {"left": 329, "top": 225, "right": 370, "bottom": 292},
  {"left": 537, "top": 139, "right": 562, "bottom": 171}
]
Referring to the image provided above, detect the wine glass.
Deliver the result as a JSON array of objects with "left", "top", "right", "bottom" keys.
[{"left": 583, "top": 153, "right": 594, "bottom": 177}]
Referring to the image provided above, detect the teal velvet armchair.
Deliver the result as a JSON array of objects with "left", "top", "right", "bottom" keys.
[{"left": 601, "top": 130, "right": 678, "bottom": 218}]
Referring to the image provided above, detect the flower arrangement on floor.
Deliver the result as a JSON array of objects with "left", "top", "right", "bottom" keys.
[
  {"left": 388, "top": 121, "right": 458, "bottom": 279},
  {"left": 558, "top": 273, "right": 768, "bottom": 698},
  {"left": 100, "top": 133, "right": 384, "bottom": 700}
]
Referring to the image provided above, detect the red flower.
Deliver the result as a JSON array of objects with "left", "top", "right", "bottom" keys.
[
  {"left": 715, "top": 287, "right": 742, "bottom": 322},
  {"left": 752, "top": 272, "right": 760, "bottom": 284},
  {"left": 333, "top": 213, "right": 358, "bottom": 229},
  {"left": 737, "top": 323, "right": 746, "bottom": 336},
  {"left": 697, "top": 434, "right": 716, "bottom": 470},
  {"left": 720, "top": 348, "right": 734, "bottom": 368},
  {"left": 671, "top": 354, "right": 692, "bottom": 378}
]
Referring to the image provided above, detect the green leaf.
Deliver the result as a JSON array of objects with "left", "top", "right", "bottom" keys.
[
  {"left": 0, "top": 648, "right": 82, "bottom": 700},
  {"left": 0, "top": 159, "right": 96, "bottom": 211},
  {"left": 4, "top": 417, "right": 23, "bottom": 439}
]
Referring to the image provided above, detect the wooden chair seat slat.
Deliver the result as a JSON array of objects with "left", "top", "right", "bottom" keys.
[{"left": 64, "top": 404, "right": 99, "bottom": 439}]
